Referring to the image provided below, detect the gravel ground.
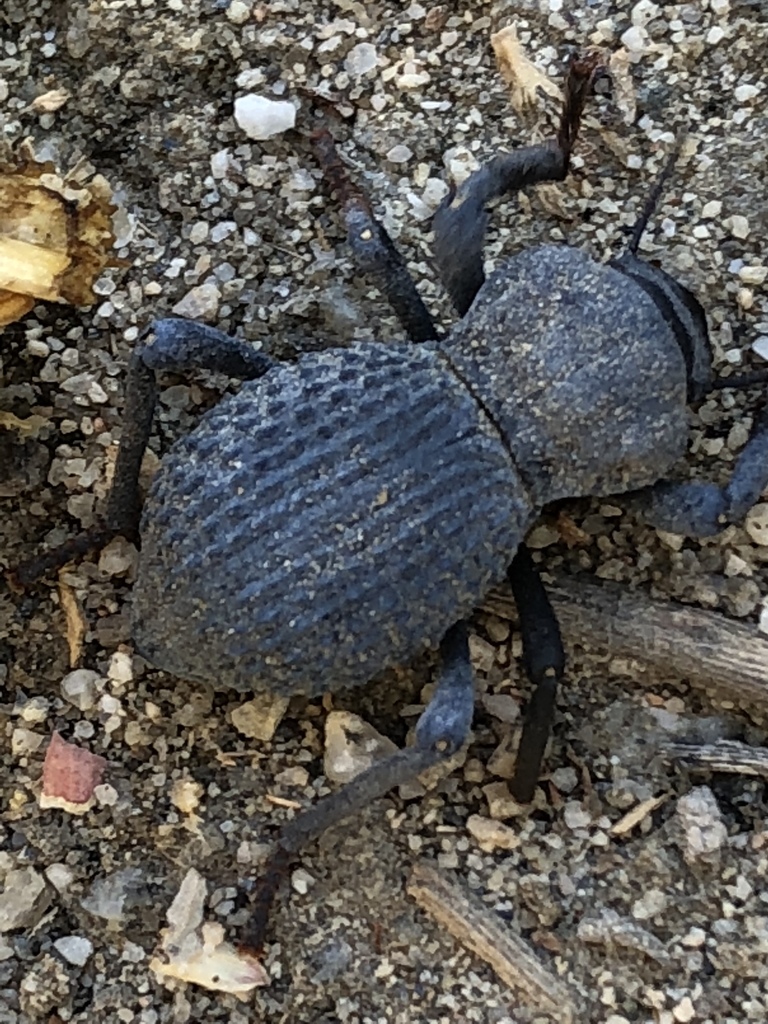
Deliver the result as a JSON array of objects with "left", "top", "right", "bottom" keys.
[{"left": 2, "top": 1, "right": 768, "bottom": 1022}]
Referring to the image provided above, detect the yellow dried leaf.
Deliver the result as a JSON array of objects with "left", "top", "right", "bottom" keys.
[
  {"left": 0, "top": 411, "right": 49, "bottom": 437},
  {"left": 0, "top": 144, "right": 117, "bottom": 326}
]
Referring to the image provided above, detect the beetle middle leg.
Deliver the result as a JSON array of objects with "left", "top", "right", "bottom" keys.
[
  {"left": 633, "top": 393, "right": 768, "bottom": 539},
  {"left": 243, "top": 620, "right": 475, "bottom": 953}
]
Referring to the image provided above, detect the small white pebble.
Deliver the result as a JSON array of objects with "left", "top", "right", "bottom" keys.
[
  {"left": 738, "top": 265, "right": 767, "bottom": 286},
  {"left": 386, "top": 144, "right": 413, "bottom": 163},
  {"left": 621, "top": 25, "right": 648, "bottom": 53},
  {"left": 745, "top": 504, "right": 768, "bottom": 546},
  {"left": 226, "top": 0, "right": 250, "bottom": 24},
  {"left": 108, "top": 651, "right": 133, "bottom": 685},
  {"left": 752, "top": 336, "right": 768, "bottom": 361},
  {"left": 172, "top": 282, "right": 222, "bottom": 321},
  {"left": 94, "top": 783, "right": 118, "bottom": 807},
  {"left": 53, "top": 936, "right": 93, "bottom": 967},
  {"left": 234, "top": 94, "right": 296, "bottom": 140},
  {"left": 727, "top": 214, "right": 750, "bottom": 239},
  {"left": 26, "top": 339, "right": 50, "bottom": 358},
  {"left": 673, "top": 997, "right": 696, "bottom": 1023},
  {"left": 681, "top": 926, "right": 707, "bottom": 947},
  {"left": 707, "top": 26, "right": 725, "bottom": 44},
  {"left": 189, "top": 221, "right": 209, "bottom": 244},
  {"left": 11, "top": 728, "right": 44, "bottom": 756},
  {"left": 345, "top": 42, "right": 377, "bottom": 78},
  {"left": 734, "top": 83, "right": 759, "bottom": 103},
  {"left": 61, "top": 669, "right": 101, "bottom": 711},
  {"left": 631, "top": 0, "right": 659, "bottom": 26},
  {"left": 209, "top": 150, "right": 230, "bottom": 178},
  {"left": 291, "top": 868, "right": 315, "bottom": 895},
  {"left": 563, "top": 801, "right": 592, "bottom": 830},
  {"left": 100, "top": 694, "right": 121, "bottom": 715},
  {"left": 701, "top": 200, "right": 722, "bottom": 218},
  {"left": 46, "top": 864, "right": 75, "bottom": 891}
]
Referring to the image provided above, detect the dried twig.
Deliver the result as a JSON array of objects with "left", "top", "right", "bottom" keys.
[
  {"left": 482, "top": 575, "right": 768, "bottom": 710},
  {"left": 666, "top": 740, "right": 768, "bottom": 778},
  {"left": 407, "top": 861, "right": 576, "bottom": 1021}
]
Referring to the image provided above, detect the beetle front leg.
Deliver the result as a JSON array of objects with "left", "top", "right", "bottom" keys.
[
  {"left": 507, "top": 544, "right": 565, "bottom": 803},
  {"left": 311, "top": 128, "right": 438, "bottom": 344},
  {"left": 242, "top": 621, "right": 475, "bottom": 954},
  {"left": 11, "top": 319, "right": 275, "bottom": 584},
  {"left": 106, "top": 319, "right": 275, "bottom": 538},
  {"left": 433, "top": 51, "right": 601, "bottom": 317}
]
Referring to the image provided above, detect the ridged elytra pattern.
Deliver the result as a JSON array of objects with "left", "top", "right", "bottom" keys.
[{"left": 133, "top": 342, "right": 532, "bottom": 694}]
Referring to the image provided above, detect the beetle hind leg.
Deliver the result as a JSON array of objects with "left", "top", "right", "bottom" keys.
[
  {"left": 507, "top": 544, "right": 566, "bottom": 803},
  {"left": 241, "top": 621, "right": 475, "bottom": 954}
]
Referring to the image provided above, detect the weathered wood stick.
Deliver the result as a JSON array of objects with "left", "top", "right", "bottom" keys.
[
  {"left": 482, "top": 576, "right": 768, "bottom": 709},
  {"left": 407, "top": 860, "right": 576, "bottom": 1021},
  {"left": 666, "top": 739, "right": 768, "bottom": 777}
]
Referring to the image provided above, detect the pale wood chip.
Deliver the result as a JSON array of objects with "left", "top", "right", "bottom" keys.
[
  {"left": 577, "top": 909, "right": 670, "bottom": 964},
  {"left": 608, "top": 48, "right": 636, "bottom": 125},
  {"left": 265, "top": 793, "right": 303, "bottom": 810},
  {"left": 482, "top": 576, "right": 768, "bottom": 711},
  {"left": 150, "top": 868, "right": 269, "bottom": 998},
  {"left": 407, "top": 861, "right": 576, "bottom": 1021},
  {"left": 610, "top": 794, "right": 667, "bottom": 836},
  {"left": 57, "top": 576, "right": 86, "bottom": 667}
]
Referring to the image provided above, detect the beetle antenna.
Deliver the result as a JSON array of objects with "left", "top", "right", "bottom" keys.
[{"left": 626, "top": 138, "right": 685, "bottom": 255}]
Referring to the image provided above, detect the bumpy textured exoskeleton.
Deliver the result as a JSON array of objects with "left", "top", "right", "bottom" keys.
[{"left": 17, "top": 55, "right": 768, "bottom": 949}]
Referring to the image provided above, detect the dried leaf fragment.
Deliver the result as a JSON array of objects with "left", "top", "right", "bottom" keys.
[
  {"left": 30, "top": 88, "right": 71, "bottom": 113},
  {"left": 150, "top": 868, "right": 269, "bottom": 998},
  {"left": 491, "top": 24, "right": 562, "bottom": 120},
  {"left": 40, "top": 731, "right": 107, "bottom": 814},
  {"left": 0, "top": 143, "right": 116, "bottom": 326}
]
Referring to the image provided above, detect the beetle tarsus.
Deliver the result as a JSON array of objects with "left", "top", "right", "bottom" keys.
[{"left": 507, "top": 544, "right": 565, "bottom": 803}]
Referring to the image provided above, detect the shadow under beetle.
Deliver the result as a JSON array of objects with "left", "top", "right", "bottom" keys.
[{"left": 16, "top": 53, "right": 768, "bottom": 948}]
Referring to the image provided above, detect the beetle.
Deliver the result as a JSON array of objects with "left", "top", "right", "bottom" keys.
[{"left": 15, "top": 53, "right": 768, "bottom": 947}]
